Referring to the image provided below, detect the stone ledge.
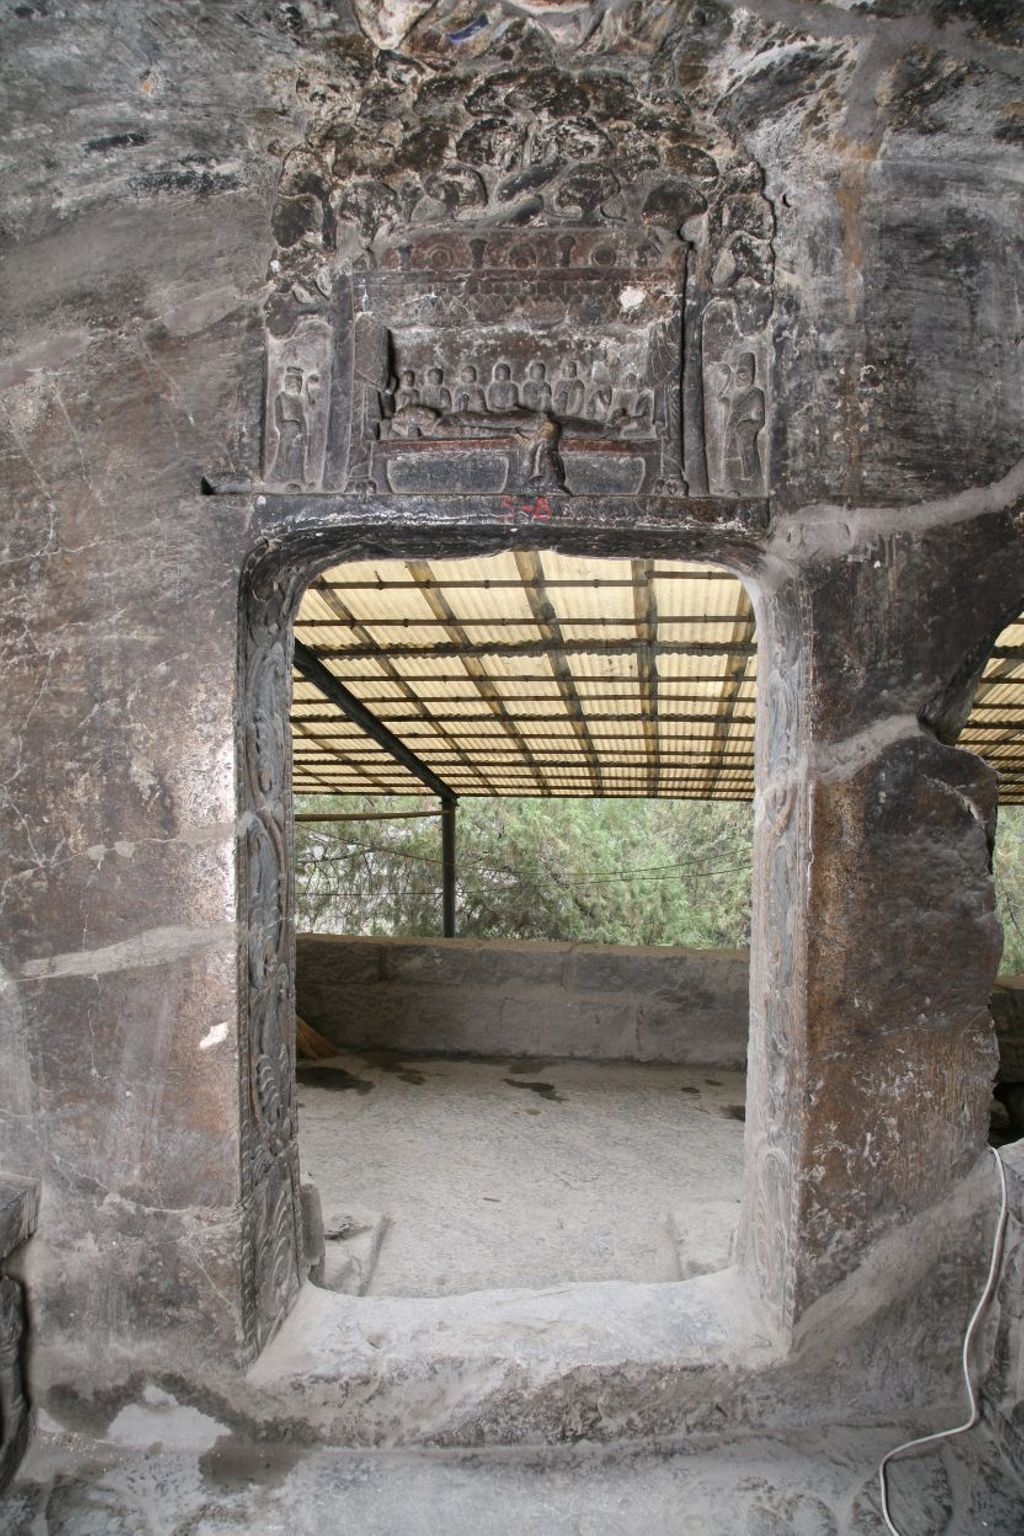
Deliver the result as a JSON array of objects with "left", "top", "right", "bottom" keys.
[
  {"left": 297, "top": 936, "right": 750, "bottom": 1067},
  {"left": 245, "top": 1268, "right": 779, "bottom": 1447},
  {"left": 228, "top": 1160, "right": 998, "bottom": 1450}
]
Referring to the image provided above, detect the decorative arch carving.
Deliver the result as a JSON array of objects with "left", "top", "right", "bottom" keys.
[{"left": 261, "top": 19, "right": 775, "bottom": 500}]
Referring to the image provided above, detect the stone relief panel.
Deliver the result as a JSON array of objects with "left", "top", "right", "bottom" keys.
[
  {"left": 259, "top": 23, "right": 775, "bottom": 499},
  {"left": 702, "top": 302, "right": 769, "bottom": 497},
  {"left": 344, "top": 234, "right": 682, "bottom": 495},
  {"left": 263, "top": 320, "right": 333, "bottom": 490}
]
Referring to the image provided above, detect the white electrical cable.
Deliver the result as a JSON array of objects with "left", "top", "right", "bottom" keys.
[{"left": 878, "top": 1145, "right": 1010, "bottom": 1535}]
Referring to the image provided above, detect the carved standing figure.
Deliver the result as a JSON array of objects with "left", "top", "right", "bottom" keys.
[
  {"left": 723, "top": 352, "right": 766, "bottom": 489},
  {"left": 487, "top": 362, "right": 518, "bottom": 411},
  {"left": 271, "top": 367, "right": 308, "bottom": 485},
  {"left": 521, "top": 359, "right": 552, "bottom": 413},
  {"left": 453, "top": 364, "right": 486, "bottom": 413}
]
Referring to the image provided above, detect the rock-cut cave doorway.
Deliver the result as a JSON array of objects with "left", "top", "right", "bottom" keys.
[
  {"left": 237, "top": 511, "right": 777, "bottom": 1357},
  {"left": 289, "top": 547, "right": 756, "bottom": 1299}
]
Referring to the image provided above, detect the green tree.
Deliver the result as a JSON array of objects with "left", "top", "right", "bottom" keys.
[
  {"left": 995, "top": 804, "right": 1024, "bottom": 974},
  {"left": 295, "top": 794, "right": 754, "bottom": 948}
]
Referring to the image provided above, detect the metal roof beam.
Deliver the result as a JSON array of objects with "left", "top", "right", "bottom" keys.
[
  {"left": 303, "top": 575, "right": 493, "bottom": 793},
  {"left": 702, "top": 585, "right": 756, "bottom": 797},
  {"left": 301, "top": 639, "right": 757, "bottom": 660},
  {"left": 293, "top": 641, "right": 458, "bottom": 804}
]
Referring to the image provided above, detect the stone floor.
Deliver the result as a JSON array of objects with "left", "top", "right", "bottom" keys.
[
  {"left": 296, "top": 1051, "right": 747, "bottom": 1295},
  {"left": 4, "top": 1417, "right": 1023, "bottom": 1534}
]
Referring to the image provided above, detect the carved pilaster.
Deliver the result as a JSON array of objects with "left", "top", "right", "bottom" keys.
[
  {"left": 0, "top": 1177, "right": 39, "bottom": 1491},
  {"left": 238, "top": 563, "right": 306, "bottom": 1355}
]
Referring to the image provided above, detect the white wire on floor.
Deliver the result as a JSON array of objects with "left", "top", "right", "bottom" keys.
[{"left": 878, "top": 1144, "right": 1010, "bottom": 1535}]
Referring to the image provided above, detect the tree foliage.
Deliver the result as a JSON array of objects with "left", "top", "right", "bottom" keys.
[
  {"left": 296, "top": 796, "right": 1024, "bottom": 971},
  {"left": 295, "top": 795, "right": 754, "bottom": 948},
  {"left": 996, "top": 804, "right": 1024, "bottom": 974}
]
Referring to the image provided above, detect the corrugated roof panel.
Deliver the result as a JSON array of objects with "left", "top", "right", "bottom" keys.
[{"left": 290, "top": 553, "right": 1024, "bottom": 804}]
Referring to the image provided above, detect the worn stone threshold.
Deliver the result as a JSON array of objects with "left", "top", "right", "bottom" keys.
[
  {"left": 244, "top": 1268, "right": 780, "bottom": 1447},
  {"left": 239, "top": 1157, "right": 1000, "bottom": 1450}
]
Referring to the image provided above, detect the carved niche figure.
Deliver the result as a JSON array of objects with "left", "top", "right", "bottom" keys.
[
  {"left": 271, "top": 367, "right": 309, "bottom": 485},
  {"left": 487, "top": 362, "right": 519, "bottom": 411},
  {"left": 453, "top": 365, "right": 486, "bottom": 413},
  {"left": 395, "top": 368, "right": 419, "bottom": 409},
  {"left": 610, "top": 372, "right": 655, "bottom": 438},
  {"left": 554, "top": 360, "right": 585, "bottom": 417},
  {"left": 420, "top": 366, "right": 452, "bottom": 412},
  {"left": 722, "top": 351, "right": 766, "bottom": 490},
  {"left": 521, "top": 360, "right": 552, "bottom": 413}
]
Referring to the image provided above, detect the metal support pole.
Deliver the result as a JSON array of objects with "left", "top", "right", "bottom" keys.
[{"left": 441, "top": 797, "right": 457, "bottom": 939}]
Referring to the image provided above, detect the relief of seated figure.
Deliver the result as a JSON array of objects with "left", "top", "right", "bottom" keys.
[
  {"left": 420, "top": 366, "right": 451, "bottom": 412},
  {"left": 521, "top": 360, "right": 552, "bottom": 413},
  {"left": 553, "top": 360, "right": 585, "bottom": 418},
  {"left": 385, "top": 355, "right": 654, "bottom": 446},
  {"left": 394, "top": 368, "right": 419, "bottom": 410},
  {"left": 452, "top": 365, "right": 486, "bottom": 413},
  {"left": 487, "top": 362, "right": 519, "bottom": 412},
  {"left": 609, "top": 372, "right": 655, "bottom": 438}
]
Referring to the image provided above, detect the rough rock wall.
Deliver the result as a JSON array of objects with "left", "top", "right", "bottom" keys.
[{"left": 0, "top": 0, "right": 1022, "bottom": 1420}]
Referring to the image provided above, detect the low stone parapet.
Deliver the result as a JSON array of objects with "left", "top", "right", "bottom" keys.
[{"left": 296, "top": 935, "right": 750, "bottom": 1067}]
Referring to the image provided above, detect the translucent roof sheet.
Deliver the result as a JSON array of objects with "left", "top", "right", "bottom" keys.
[{"left": 290, "top": 553, "right": 1023, "bottom": 802}]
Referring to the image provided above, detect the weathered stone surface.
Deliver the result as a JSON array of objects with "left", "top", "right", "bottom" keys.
[
  {"left": 297, "top": 935, "right": 750, "bottom": 1065},
  {"left": 2, "top": 0, "right": 1024, "bottom": 1457},
  {"left": 983, "top": 1141, "right": 1024, "bottom": 1478},
  {"left": 671, "top": 1199, "right": 741, "bottom": 1281}
]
